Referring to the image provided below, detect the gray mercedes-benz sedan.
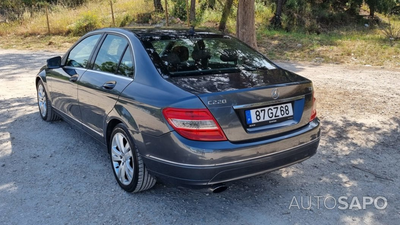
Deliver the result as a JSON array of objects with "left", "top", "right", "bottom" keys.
[{"left": 36, "top": 28, "right": 320, "bottom": 193}]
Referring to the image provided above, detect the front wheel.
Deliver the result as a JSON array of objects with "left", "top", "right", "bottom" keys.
[
  {"left": 110, "top": 124, "right": 156, "bottom": 192},
  {"left": 36, "top": 80, "right": 59, "bottom": 121}
]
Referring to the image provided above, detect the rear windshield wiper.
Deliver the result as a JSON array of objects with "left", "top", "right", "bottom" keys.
[
  {"left": 239, "top": 64, "right": 271, "bottom": 71},
  {"left": 169, "top": 67, "right": 241, "bottom": 77}
]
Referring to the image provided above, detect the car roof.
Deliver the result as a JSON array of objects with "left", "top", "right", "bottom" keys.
[
  {"left": 86, "top": 27, "right": 229, "bottom": 42},
  {"left": 121, "top": 27, "right": 227, "bottom": 41}
]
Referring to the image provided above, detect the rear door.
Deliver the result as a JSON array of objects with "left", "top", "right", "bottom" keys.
[{"left": 77, "top": 34, "right": 134, "bottom": 136}]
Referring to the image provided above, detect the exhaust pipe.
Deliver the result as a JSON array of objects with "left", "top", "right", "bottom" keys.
[{"left": 209, "top": 184, "right": 228, "bottom": 193}]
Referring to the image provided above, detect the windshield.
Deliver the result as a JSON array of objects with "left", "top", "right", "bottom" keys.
[{"left": 141, "top": 35, "right": 276, "bottom": 76}]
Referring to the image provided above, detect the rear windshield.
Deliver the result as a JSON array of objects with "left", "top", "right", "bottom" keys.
[{"left": 141, "top": 35, "right": 276, "bottom": 76}]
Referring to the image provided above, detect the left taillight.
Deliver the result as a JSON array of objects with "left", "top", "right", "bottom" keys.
[
  {"left": 162, "top": 108, "right": 227, "bottom": 141},
  {"left": 310, "top": 93, "right": 317, "bottom": 122}
]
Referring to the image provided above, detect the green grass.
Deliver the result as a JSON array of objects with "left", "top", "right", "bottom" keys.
[{"left": 257, "top": 25, "right": 400, "bottom": 68}]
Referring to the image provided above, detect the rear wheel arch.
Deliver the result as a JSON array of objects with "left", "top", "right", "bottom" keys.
[
  {"left": 107, "top": 121, "right": 156, "bottom": 192},
  {"left": 106, "top": 118, "right": 123, "bottom": 151},
  {"left": 105, "top": 106, "right": 143, "bottom": 151},
  {"left": 105, "top": 117, "right": 142, "bottom": 152}
]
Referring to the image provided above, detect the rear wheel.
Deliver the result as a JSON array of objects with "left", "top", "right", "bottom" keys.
[
  {"left": 110, "top": 124, "right": 156, "bottom": 192},
  {"left": 36, "top": 80, "right": 59, "bottom": 121}
]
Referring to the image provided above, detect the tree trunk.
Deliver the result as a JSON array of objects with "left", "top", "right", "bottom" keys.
[
  {"left": 218, "top": 0, "right": 233, "bottom": 31},
  {"left": 208, "top": 0, "right": 216, "bottom": 9},
  {"left": 369, "top": 5, "right": 375, "bottom": 18},
  {"left": 270, "top": 0, "right": 284, "bottom": 28},
  {"left": 165, "top": 0, "right": 169, "bottom": 26},
  {"left": 190, "top": 0, "right": 196, "bottom": 24},
  {"left": 347, "top": 0, "right": 361, "bottom": 16},
  {"left": 154, "top": 0, "right": 164, "bottom": 12},
  {"left": 236, "top": 0, "right": 257, "bottom": 49}
]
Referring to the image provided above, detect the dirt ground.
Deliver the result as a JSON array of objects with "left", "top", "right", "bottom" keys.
[{"left": 0, "top": 49, "right": 399, "bottom": 224}]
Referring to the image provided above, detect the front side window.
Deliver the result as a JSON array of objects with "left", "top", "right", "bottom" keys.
[
  {"left": 94, "top": 35, "right": 128, "bottom": 74},
  {"left": 67, "top": 34, "right": 101, "bottom": 68}
]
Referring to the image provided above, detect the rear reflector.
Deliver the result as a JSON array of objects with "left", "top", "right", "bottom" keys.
[
  {"left": 162, "top": 108, "right": 227, "bottom": 141},
  {"left": 310, "top": 94, "right": 317, "bottom": 122}
]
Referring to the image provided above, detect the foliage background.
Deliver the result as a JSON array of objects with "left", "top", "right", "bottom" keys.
[{"left": 0, "top": 0, "right": 399, "bottom": 68}]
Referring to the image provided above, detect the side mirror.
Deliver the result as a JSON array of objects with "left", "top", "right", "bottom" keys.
[{"left": 47, "top": 56, "right": 62, "bottom": 69}]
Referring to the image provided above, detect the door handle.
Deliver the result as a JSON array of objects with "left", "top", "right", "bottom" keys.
[
  {"left": 102, "top": 81, "right": 117, "bottom": 89},
  {"left": 69, "top": 74, "right": 79, "bottom": 82}
]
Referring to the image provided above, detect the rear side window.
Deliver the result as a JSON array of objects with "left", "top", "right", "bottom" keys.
[
  {"left": 94, "top": 35, "right": 129, "bottom": 74},
  {"left": 117, "top": 47, "right": 134, "bottom": 77},
  {"left": 67, "top": 34, "right": 101, "bottom": 68}
]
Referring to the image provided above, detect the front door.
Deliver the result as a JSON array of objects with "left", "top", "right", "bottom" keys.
[{"left": 47, "top": 34, "right": 102, "bottom": 123}]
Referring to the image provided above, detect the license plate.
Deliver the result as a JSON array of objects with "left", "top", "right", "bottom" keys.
[{"left": 245, "top": 103, "right": 293, "bottom": 124}]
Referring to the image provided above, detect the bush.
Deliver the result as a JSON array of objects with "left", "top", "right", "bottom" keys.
[
  {"left": 135, "top": 13, "right": 151, "bottom": 24},
  {"left": 171, "top": 0, "right": 187, "bottom": 21},
  {"left": 119, "top": 14, "right": 132, "bottom": 27},
  {"left": 54, "top": 0, "right": 87, "bottom": 8},
  {"left": 68, "top": 11, "right": 100, "bottom": 35}
]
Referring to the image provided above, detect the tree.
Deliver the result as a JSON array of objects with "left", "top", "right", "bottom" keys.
[
  {"left": 269, "top": 0, "right": 286, "bottom": 28},
  {"left": 171, "top": 0, "right": 187, "bottom": 20},
  {"left": 365, "top": 0, "right": 396, "bottom": 17},
  {"left": 218, "top": 0, "right": 233, "bottom": 31},
  {"left": 153, "top": 0, "right": 164, "bottom": 12},
  {"left": 208, "top": 0, "right": 216, "bottom": 9},
  {"left": 236, "top": 0, "right": 257, "bottom": 49},
  {"left": 190, "top": 0, "right": 195, "bottom": 24}
]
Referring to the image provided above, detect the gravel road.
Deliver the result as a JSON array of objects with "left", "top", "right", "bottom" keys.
[{"left": 0, "top": 49, "right": 399, "bottom": 225}]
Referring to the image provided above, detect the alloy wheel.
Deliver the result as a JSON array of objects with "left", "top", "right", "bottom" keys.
[
  {"left": 37, "top": 84, "right": 47, "bottom": 118},
  {"left": 111, "top": 132, "right": 134, "bottom": 185}
]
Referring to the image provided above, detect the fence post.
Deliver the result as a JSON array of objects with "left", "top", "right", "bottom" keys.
[
  {"left": 110, "top": 0, "right": 115, "bottom": 26},
  {"left": 45, "top": 4, "right": 50, "bottom": 34}
]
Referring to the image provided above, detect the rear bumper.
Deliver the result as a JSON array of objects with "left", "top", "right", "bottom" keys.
[{"left": 141, "top": 119, "right": 320, "bottom": 187}]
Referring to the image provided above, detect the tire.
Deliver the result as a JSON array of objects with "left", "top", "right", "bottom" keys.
[
  {"left": 109, "top": 124, "right": 156, "bottom": 192},
  {"left": 36, "top": 80, "right": 60, "bottom": 121}
]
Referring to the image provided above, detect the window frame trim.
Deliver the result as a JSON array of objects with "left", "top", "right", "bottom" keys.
[{"left": 63, "top": 33, "right": 104, "bottom": 69}]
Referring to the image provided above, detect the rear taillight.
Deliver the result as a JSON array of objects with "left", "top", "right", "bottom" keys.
[
  {"left": 310, "top": 93, "right": 317, "bottom": 122},
  {"left": 162, "top": 108, "right": 227, "bottom": 141}
]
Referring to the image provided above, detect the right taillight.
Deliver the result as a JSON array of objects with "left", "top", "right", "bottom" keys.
[
  {"left": 162, "top": 107, "right": 227, "bottom": 141},
  {"left": 310, "top": 93, "right": 317, "bottom": 122}
]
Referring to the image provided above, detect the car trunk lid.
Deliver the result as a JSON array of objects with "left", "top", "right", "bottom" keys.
[{"left": 167, "top": 68, "right": 315, "bottom": 142}]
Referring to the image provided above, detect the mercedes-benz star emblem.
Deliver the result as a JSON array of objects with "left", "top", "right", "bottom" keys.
[{"left": 271, "top": 88, "right": 279, "bottom": 99}]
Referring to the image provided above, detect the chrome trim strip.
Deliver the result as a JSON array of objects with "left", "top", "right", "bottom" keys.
[
  {"left": 53, "top": 108, "right": 104, "bottom": 137},
  {"left": 145, "top": 137, "right": 320, "bottom": 167},
  {"left": 232, "top": 95, "right": 305, "bottom": 110},
  {"left": 85, "top": 69, "right": 134, "bottom": 81}
]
